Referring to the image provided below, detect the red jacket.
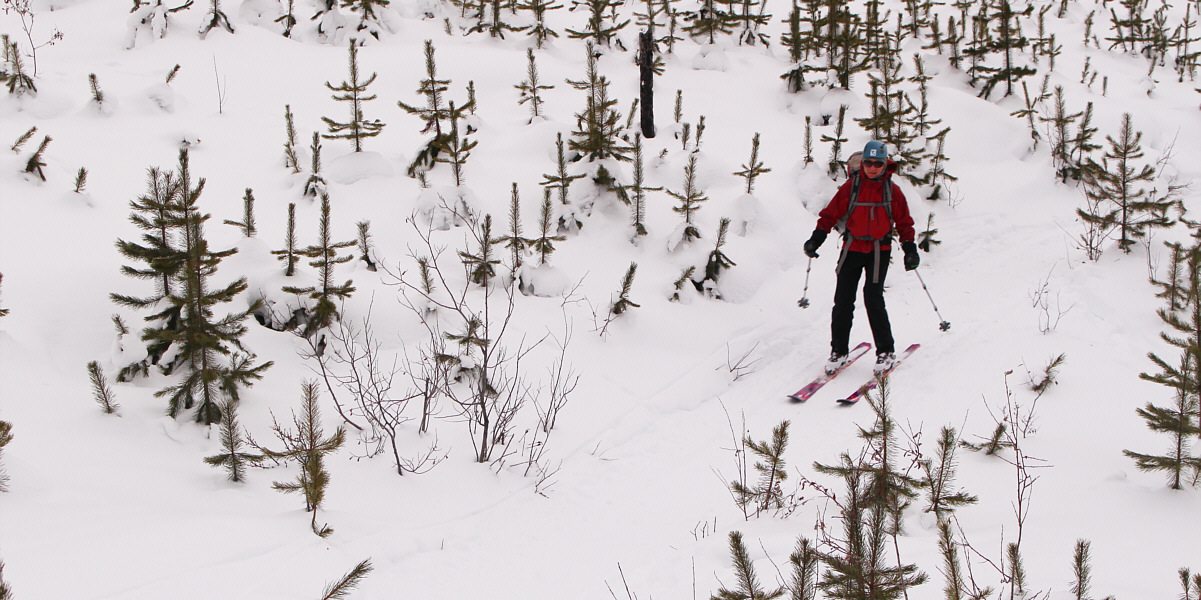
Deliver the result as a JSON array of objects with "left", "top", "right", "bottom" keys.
[{"left": 815, "top": 160, "right": 915, "bottom": 253}]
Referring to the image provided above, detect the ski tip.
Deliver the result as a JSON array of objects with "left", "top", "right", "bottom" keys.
[{"left": 788, "top": 395, "right": 806, "bottom": 403}]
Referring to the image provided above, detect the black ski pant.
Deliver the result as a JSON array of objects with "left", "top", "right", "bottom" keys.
[{"left": 831, "top": 249, "right": 894, "bottom": 356}]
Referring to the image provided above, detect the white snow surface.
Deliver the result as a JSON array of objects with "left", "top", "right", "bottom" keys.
[{"left": 1, "top": 1, "right": 1200, "bottom": 598}]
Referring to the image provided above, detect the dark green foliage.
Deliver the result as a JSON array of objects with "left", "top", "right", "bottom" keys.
[
  {"left": 515, "top": 48, "right": 553, "bottom": 122},
  {"left": 199, "top": 0, "right": 234, "bottom": 36},
  {"left": 265, "top": 381, "right": 347, "bottom": 537},
  {"left": 682, "top": 0, "right": 735, "bottom": 45},
  {"left": 434, "top": 100, "right": 477, "bottom": 186},
  {"left": 1070, "top": 539, "right": 1093, "bottom": 600},
  {"left": 700, "top": 218, "right": 736, "bottom": 297},
  {"left": 730, "top": 419, "right": 788, "bottom": 515},
  {"left": 733, "top": 133, "right": 770, "bottom": 195},
  {"left": 531, "top": 189, "right": 566, "bottom": 265},
  {"left": 917, "top": 213, "right": 941, "bottom": 253},
  {"left": 629, "top": 133, "right": 659, "bottom": 238},
  {"left": 497, "top": 184, "right": 533, "bottom": 272},
  {"left": 610, "top": 262, "right": 640, "bottom": 315},
  {"left": 565, "top": 0, "right": 628, "bottom": 48},
  {"left": 275, "top": 0, "right": 297, "bottom": 36},
  {"left": 1153, "top": 242, "right": 1191, "bottom": 312},
  {"left": 204, "top": 399, "right": 261, "bottom": 482},
  {"left": 667, "top": 154, "right": 707, "bottom": 244},
  {"left": 283, "top": 194, "right": 356, "bottom": 336},
  {"left": 305, "top": 132, "right": 327, "bottom": 198},
  {"left": 937, "top": 518, "right": 966, "bottom": 600},
  {"left": 223, "top": 188, "right": 257, "bottom": 237},
  {"left": 1006, "top": 543, "right": 1026, "bottom": 600},
  {"left": 88, "top": 73, "right": 104, "bottom": 106},
  {"left": 22, "top": 135, "right": 50, "bottom": 181},
  {"left": 321, "top": 558, "right": 374, "bottom": 600},
  {"left": 5, "top": 41, "right": 35, "bottom": 96},
  {"left": 10, "top": 126, "right": 36, "bottom": 153},
  {"left": 516, "top": 0, "right": 562, "bottom": 48},
  {"left": 541, "top": 132, "right": 586, "bottom": 210},
  {"left": 458, "top": 214, "right": 501, "bottom": 286},
  {"left": 398, "top": 40, "right": 453, "bottom": 144},
  {"left": 1030, "top": 353, "right": 1065, "bottom": 395},
  {"left": 272, "top": 203, "right": 301, "bottom": 276},
  {"left": 0, "top": 558, "right": 10, "bottom": 599},
  {"left": 965, "top": 0, "right": 1037, "bottom": 99},
  {"left": 960, "top": 422, "right": 1012, "bottom": 455},
  {"left": 920, "top": 426, "right": 977, "bottom": 515},
  {"left": 822, "top": 105, "right": 849, "bottom": 178},
  {"left": 786, "top": 537, "right": 819, "bottom": 600},
  {"left": 468, "top": 0, "right": 527, "bottom": 38},
  {"left": 283, "top": 104, "right": 301, "bottom": 174},
  {"left": 670, "top": 265, "right": 696, "bottom": 302},
  {"left": 1130, "top": 352, "right": 1201, "bottom": 489},
  {"left": 342, "top": 0, "right": 391, "bottom": 37},
  {"left": 356, "top": 220, "right": 377, "bottom": 271},
  {"left": 88, "top": 361, "right": 121, "bottom": 415},
  {"left": 566, "top": 43, "right": 631, "bottom": 162},
  {"left": 711, "top": 531, "right": 784, "bottom": 600},
  {"left": 322, "top": 41, "right": 385, "bottom": 152}
]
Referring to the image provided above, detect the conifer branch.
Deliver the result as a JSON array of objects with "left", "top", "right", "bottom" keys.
[{"left": 87, "top": 361, "right": 120, "bottom": 415}]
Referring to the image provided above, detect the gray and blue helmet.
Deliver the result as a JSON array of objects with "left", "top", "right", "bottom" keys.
[{"left": 863, "top": 140, "right": 888, "bottom": 161}]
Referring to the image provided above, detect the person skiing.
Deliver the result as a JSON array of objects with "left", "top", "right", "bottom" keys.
[{"left": 803, "top": 140, "right": 919, "bottom": 375}]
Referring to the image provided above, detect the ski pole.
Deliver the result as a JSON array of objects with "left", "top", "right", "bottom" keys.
[
  {"left": 797, "top": 256, "right": 813, "bottom": 308},
  {"left": 913, "top": 268, "right": 951, "bottom": 331}
]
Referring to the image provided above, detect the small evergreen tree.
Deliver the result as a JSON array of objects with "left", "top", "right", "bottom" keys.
[
  {"left": 920, "top": 426, "right": 977, "bottom": 515},
  {"left": 610, "top": 262, "right": 640, "bottom": 315},
  {"left": 531, "top": 188, "right": 566, "bottom": 265},
  {"left": 711, "top": 531, "right": 785, "bottom": 600},
  {"left": 283, "top": 104, "right": 302, "bottom": 174},
  {"left": 515, "top": 47, "right": 553, "bottom": 122},
  {"left": 87, "top": 73, "right": 106, "bottom": 109},
  {"left": 458, "top": 214, "right": 501, "bottom": 286},
  {"left": 223, "top": 188, "right": 257, "bottom": 237},
  {"left": 273, "top": 203, "right": 301, "bottom": 276},
  {"left": 265, "top": 381, "right": 347, "bottom": 537},
  {"left": 87, "top": 361, "right": 121, "bottom": 415},
  {"left": 667, "top": 154, "right": 708, "bottom": 244},
  {"left": 399, "top": 40, "right": 454, "bottom": 176},
  {"left": 517, "top": 0, "right": 563, "bottom": 48},
  {"left": 73, "top": 167, "right": 88, "bottom": 193},
  {"left": 199, "top": 0, "right": 235, "bottom": 37},
  {"left": 628, "top": 133, "right": 659, "bottom": 238},
  {"left": 566, "top": 0, "right": 630, "bottom": 48},
  {"left": 730, "top": 419, "right": 788, "bottom": 515},
  {"left": 699, "top": 217, "right": 736, "bottom": 298},
  {"left": 22, "top": 135, "right": 51, "bottom": 181},
  {"left": 355, "top": 220, "right": 377, "bottom": 271},
  {"left": 320, "top": 558, "right": 374, "bottom": 600},
  {"left": 469, "top": 0, "right": 527, "bottom": 38},
  {"left": 497, "top": 184, "right": 533, "bottom": 273},
  {"left": 305, "top": 132, "right": 328, "bottom": 198},
  {"left": 682, "top": 0, "right": 736, "bottom": 44},
  {"left": 204, "top": 399, "right": 261, "bottom": 482},
  {"left": 322, "top": 41, "right": 385, "bottom": 153},
  {"left": 917, "top": 213, "right": 941, "bottom": 252},
  {"left": 284, "top": 194, "right": 356, "bottom": 336},
  {"left": 733, "top": 133, "right": 770, "bottom": 195},
  {"left": 276, "top": 0, "right": 298, "bottom": 36},
  {"left": 1133, "top": 351, "right": 1201, "bottom": 489},
  {"left": 5, "top": 41, "right": 35, "bottom": 96},
  {"left": 786, "top": 537, "right": 820, "bottom": 600},
  {"left": 434, "top": 100, "right": 477, "bottom": 187},
  {"left": 10, "top": 126, "right": 37, "bottom": 153},
  {"left": 342, "top": 0, "right": 391, "bottom": 38},
  {"left": 567, "top": 43, "right": 631, "bottom": 162}
]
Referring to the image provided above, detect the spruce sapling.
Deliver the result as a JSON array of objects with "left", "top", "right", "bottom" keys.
[
  {"left": 87, "top": 361, "right": 120, "bottom": 415},
  {"left": 320, "top": 558, "right": 374, "bottom": 600},
  {"left": 204, "top": 399, "right": 260, "bottom": 482},
  {"left": 223, "top": 188, "right": 257, "bottom": 237},
  {"left": 434, "top": 100, "right": 476, "bottom": 187},
  {"left": 276, "top": 0, "right": 297, "bottom": 36},
  {"left": 711, "top": 531, "right": 784, "bottom": 600},
  {"left": 73, "top": 167, "right": 88, "bottom": 193},
  {"left": 23, "top": 135, "right": 51, "bottom": 181},
  {"left": 610, "top": 262, "right": 640, "bottom": 315}
]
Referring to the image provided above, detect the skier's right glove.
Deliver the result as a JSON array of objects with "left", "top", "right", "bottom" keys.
[
  {"left": 902, "top": 241, "right": 920, "bottom": 271},
  {"left": 803, "top": 229, "right": 827, "bottom": 258}
]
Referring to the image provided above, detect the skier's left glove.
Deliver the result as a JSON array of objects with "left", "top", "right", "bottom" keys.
[
  {"left": 902, "top": 241, "right": 920, "bottom": 271},
  {"left": 803, "top": 229, "right": 827, "bottom": 258}
]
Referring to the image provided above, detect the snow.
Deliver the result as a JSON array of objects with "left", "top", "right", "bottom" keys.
[{"left": 1, "top": 0, "right": 1200, "bottom": 598}]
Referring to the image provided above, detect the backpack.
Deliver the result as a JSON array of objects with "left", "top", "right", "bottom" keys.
[{"left": 833, "top": 151, "right": 894, "bottom": 283}]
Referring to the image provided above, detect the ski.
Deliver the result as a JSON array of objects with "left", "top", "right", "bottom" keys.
[
  {"left": 836, "top": 343, "right": 920, "bottom": 404},
  {"left": 788, "top": 342, "right": 872, "bottom": 402}
]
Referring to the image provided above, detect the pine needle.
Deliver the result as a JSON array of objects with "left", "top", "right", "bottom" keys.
[{"left": 320, "top": 558, "right": 373, "bottom": 600}]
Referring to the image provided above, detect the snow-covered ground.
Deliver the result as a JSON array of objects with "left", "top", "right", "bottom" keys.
[{"left": 1, "top": 0, "right": 1199, "bottom": 598}]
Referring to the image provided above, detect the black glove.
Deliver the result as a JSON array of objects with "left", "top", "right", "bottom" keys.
[
  {"left": 803, "top": 229, "right": 827, "bottom": 258},
  {"left": 902, "top": 241, "right": 920, "bottom": 271}
]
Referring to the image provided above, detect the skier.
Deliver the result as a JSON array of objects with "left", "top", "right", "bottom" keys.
[{"left": 803, "top": 140, "right": 919, "bottom": 375}]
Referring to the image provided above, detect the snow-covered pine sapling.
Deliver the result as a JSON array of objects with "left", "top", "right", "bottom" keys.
[
  {"left": 564, "top": 0, "right": 629, "bottom": 49},
  {"left": 694, "top": 114, "right": 706, "bottom": 151},
  {"left": 263, "top": 380, "right": 347, "bottom": 537},
  {"left": 0, "top": 420, "right": 10, "bottom": 492},
  {"left": 275, "top": 0, "right": 297, "bottom": 37},
  {"left": 700, "top": 218, "right": 736, "bottom": 298},
  {"left": 305, "top": 132, "right": 327, "bottom": 198},
  {"left": 1179, "top": 569, "right": 1201, "bottom": 600},
  {"left": 667, "top": 153, "right": 708, "bottom": 244},
  {"left": 322, "top": 41, "right": 385, "bottom": 153},
  {"left": 566, "top": 42, "right": 631, "bottom": 162},
  {"left": 786, "top": 537, "right": 819, "bottom": 600},
  {"left": 283, "top": 104, "right": 301, "bottom": 174},
  {"left": 320, "top": 559, "right": 374, "bottom": 600},
  {"left": 353, "top": 220, "right": 376, "bottom": 271},
  {"left": 272, "top": 203, "right": 301, "bottom": 276},
  {"left": 343, "top": 0, "right": 392, "bottom": 39},
  {"left": 22, "top": 135, "right": 50, "bottom": 181},
  {"left": 936, "top": 518, "right": 967, "bottom": 600},
  {"left": 468, "top": 0, "right": 527, "bottom": 38},
  {"left": 712, "top": 531, "right": 784, "bottom": 600},
  {"left": 517, "top": 0, "right": 562, "bottom": 48},
  {"left": 609, "top": 262, "right": 639, "bottom": 316},
  {"left": 802, "top": 116, "right": 814, "bottom": 164},
  {"left": 669, "top": 265, "right": 695, "bottom": 302},
  {"left": 960, "top": 422, "right": 1013, "bottom": 455},
  {"left": 1129, "top": 351, "right": 1201, "bottom": 490},
  {"left": 498, "top": 183, "right": 532, "bottom": 273},
  {"left": 515, "top": 47, "right": 553, "bottom": 122},
  {"left": 679, "top": 121, "right": 691, "bottom": 151},
  {"left": 1152, "top": 241, "right": 1190, "bottom": 312},
  {"left": 1081, "top": 113, "right": 1174, "bottom": 254},
  {"left": 203, "top": 399, "right": 261, "bottom": 482},
  {"left": 284, "top": 194, "right": 356, "bottom": 336},
  {"left": 5, "top": 41, "right": 34, "bottom": 96},
  {"left": 127, "top": 0, "right": 194, "bottom": 48},
  {"left": 917, "top": 213, "right": 940, "bottom": 252},
  {"left": 73, "top": 167, "right": 88, "bottom": 193},
  {"left": 458, "top": 214, "right": 500, "bottom": 286},
  {"left": 87, "top": 361, "right": 120, "bottom": 415},
  {"left": 399, "top": 40, "right": 453, "bottom": 176},
  {"left": 733, "top": 132, "right": 769, "bottom": 195},
  {"left": 10, "top": 126, "right": 35, "bottom": 153},
  {"left": 629, "top": 133, "right": 659, "bottom": 239},
  {"left": 920, "top": 426, "right": 978, "bottom": 516},
  {"left": 1069, "top": 540, "right": 1116, "bottom": 600},
  {"left": 199, "top": 0, "right": 234, "bottom": 37},
  {"left": 531, "top": 188, "right": 565, "bottom": 265},
  {"left": 821, "top": 105, "right": 849, "bottom": 178},
  {"left": 434, "top": 100, "right": 476, "bottom": 187},
  {"left": 541, "top": 132, "right": 585, "bottom": 207},
  {"left": 729, "top": 420, "right": 789, "bottom": 516},
  {"left": 924, "top": 128, "right": 956, "bottom": 201},
  {"left": 223, "top": 188, "right": 257, "bottom": 237},
  {"left": 87, "top": 73, "right": 105, "bottom": 108}
]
